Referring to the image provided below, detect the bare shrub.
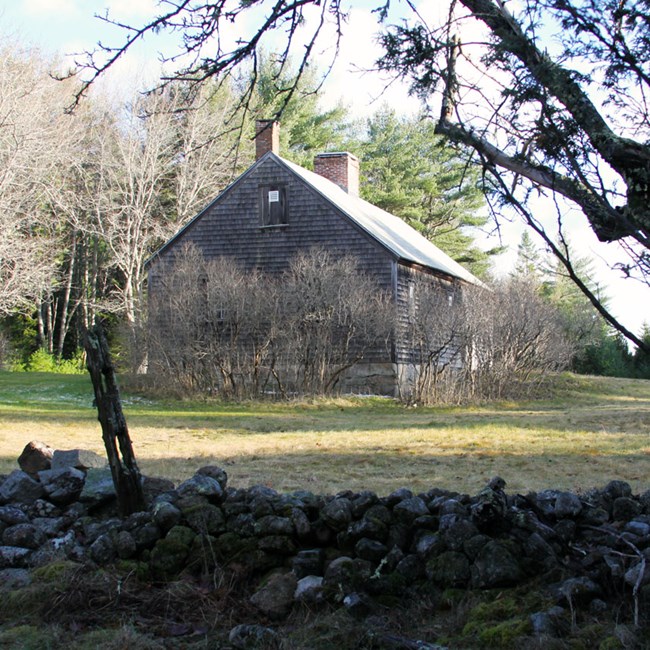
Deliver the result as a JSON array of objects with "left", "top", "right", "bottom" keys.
[
  {"left": 404, "top": 277, "right": 574, "bottom": 404},
  {"left": 462, "top": 278, "right": 574, "bottom": 400},
  {"left": 147, "top": 245, "right": 278, "bottom": 398},
  {"left": 146, "top": 246, "right": 393, "bottom": 398},
  {"left": 400, "top": 279, "right": 466, "bottom": 405},
  {"left": 276, "top": 248, "right": 394, "bottom": 395}
]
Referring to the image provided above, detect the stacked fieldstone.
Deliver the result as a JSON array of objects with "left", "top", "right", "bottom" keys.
[{"left": 1, "top": 441, "right": 649, "bottom": 645}]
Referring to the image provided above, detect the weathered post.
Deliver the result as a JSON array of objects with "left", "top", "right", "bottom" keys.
[{"left": 83, "top": 322, "right": 145, "bottom": 516}]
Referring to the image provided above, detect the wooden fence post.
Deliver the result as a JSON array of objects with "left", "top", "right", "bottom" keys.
[{"left": 83, "top": 322, "right": 145, "bottom": 516}]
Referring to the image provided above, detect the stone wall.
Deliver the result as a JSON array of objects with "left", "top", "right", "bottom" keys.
[{"left": 1, "top": 442, "right": 650, "bottom": 644}]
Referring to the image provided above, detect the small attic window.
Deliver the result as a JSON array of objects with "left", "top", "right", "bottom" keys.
[{"left": 260, "top": 185, "right": 287, "bottom": 226}]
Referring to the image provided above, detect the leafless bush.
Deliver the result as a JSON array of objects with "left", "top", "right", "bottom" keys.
[
  {"left": 463, "top": 278, "right": 574, "bottom": 400},
  {"left": 404, "top": 277, "right": 574, "bottom": 404},
  {"left": 147, "top": 245, "right": 278, "bottom": 398},
  {"left": 146, "top": 246, "right": 393, "bottom": 398},
  {"left": 400, "top": 279, "right": 466, "bottom": 405},
  {"left": 276, "top": 248, "right": 394, "bottom": 395}
]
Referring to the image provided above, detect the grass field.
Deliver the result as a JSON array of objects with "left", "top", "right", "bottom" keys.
[{"left": 0, "top": 371, "right": 649, "bottom": 496}]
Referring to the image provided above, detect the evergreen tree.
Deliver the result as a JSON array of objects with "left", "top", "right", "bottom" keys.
[
  {"left": 247, "top": 52, "right": 350, "bottom": 168},
  {"left": 351, "top": 108, "right": 500, "bottom": 278}
]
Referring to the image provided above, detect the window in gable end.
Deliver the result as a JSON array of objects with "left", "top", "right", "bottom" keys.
[{"left": 259, "top": 185, "right": 287, "bottom": 226}]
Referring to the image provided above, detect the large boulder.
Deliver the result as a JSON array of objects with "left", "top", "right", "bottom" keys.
[
  {"left": 18, "top": 441, "right": 53, "bottom": 477},
  {"left": 471, "top": 541, "right": 523, "bottom": 588}
]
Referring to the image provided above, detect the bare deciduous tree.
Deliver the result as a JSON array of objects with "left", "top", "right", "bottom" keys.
[
  {"left": 0, "top": 42, "right": 77, "bottom": 317},
  {"left": 74, "top": 0, "right": 650, "bottom": 351}
]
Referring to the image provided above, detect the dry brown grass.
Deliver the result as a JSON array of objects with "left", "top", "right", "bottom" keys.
[{"left": 1, "top": 372, "right": 649, "bottom": 496}]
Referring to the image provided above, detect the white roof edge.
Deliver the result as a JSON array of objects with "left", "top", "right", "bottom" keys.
[{"left": 278, "top": 155, "right": 484, "bottom": 286}]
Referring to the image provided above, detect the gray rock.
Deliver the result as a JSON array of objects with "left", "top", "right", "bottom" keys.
[
  {"left": 24, "top": 499, "right": 59, "bottom": 519},
  {"left": 321, "top": 497, "right": 353, "bottom": 531},
  {"left": 624, "top": 560, "right": 650, "bottom": 587},
  {"left": 2, "top": 523, "right": 47, "bottom": 549},
  {"left": 0, "top": 568, "right": 31, "bottom": 590},
  {"left": 396, "top": 553, "right": 424, "bottom": 580},
  {"left": 183, "top": 503, "right": 226, "bottom": 535},
  {"left": 625, "top": 520, "right": 650, "bottom": 537},
  {"left": 258, "top": 535, "right": 297, "bottom": 555},
  {"left": 351, "top": 491, "right": 379, "bottom": 518},
  {"left": 426, "top": 551, "right": 471, "bottom": 587},
  {"left": 196, "top": 465, "right": 228, "bottom": 490},
  {"left": 414, "top": 533, "right": 444, "bottom": 558},
  {"left": 530, "top": 606, "right": 565, "bottom": 638},
  {"left": 471, "top": 541, "right": 522, "bottom": 588},
  {"left": 603, "top": 480, "right": 632, "bottom": 500},
  {"left": 355, "top": 537, "right": 388, "bottom": 563},
  {"left": 347, "top": 517, "right": 388, "bottom": 543},
  {"left": 393, "top": 496, "right": 429, "bottom": 523},
  {"left": 440, "top": 499, "right": 468, "bottom": 517},
  {"left": 254, "top": 515, "right": 294, "bottom": 537},
  {"left": 52, "top": 449, "right": 106, "bottom": 471},
  {"left": 28, "top": 530, "right": 78, "bottom": 567},
  {"left": 0, "top": 505, "right": 30, "bottom": 525},
  {"left": 323, "top": 555, "right": 361, "bottom": 590},
  {"left": 38, "top": 466, "right": 85, "bottom": 505},
  {"left": 247, "top": 485, "right": 278, "bottom": 501},
  {"left": 443, "top": 519, "right": 479, "bottom": 551},
  {"left": 292, "top": 548, "right": 324, "bottom": 578},
  {"left": 554, "top": 492, "right": 582, "bottom": 519},
  {"left": 524, "top": 532, "right": 558, "bottom": 572},
  {"left": 177, "top": 474, "right": 224, "bottom": 503},
  {"left": 0, "top": 546, "right": 31, "bottom": 568},
  {"left": 0, "top": 470, "right": 44, "bottom": 504},
  {"left": 249, "top": 571, "right": 297, "bottom": 620},
  {"left": 18, "top": 441, "right": 53, "bottom": 476},
  {"left": 290, "top": 508, "right": 311, "bottom": 538},
  {"left": 640, "top": 489, "right": 650, "bottom": 514},
  {"left": 79, "top": 468, "right": 116, "bottom": 504},
  {"left": 535, "top": 490, "right": 560, "bottom": 517},
  {"left": 89, "top": 532, "right": 116, "bottom": 564},
  {"left": 229, "top": 624, "right": 279, "bottom": 649},
  {"left": 384, "top": 487, "right": 413, "bottom": 507},
  {"left": 142, "top": 476, "right": 175, "bottom": 501},
  {"left": 152, "top": 500, "right": 182, "bottom": 532},
  {"left": 612, "top": 497, "right": 642, "bottom": 521},
  {"left": 132, "top": 523, "right": 161, "bottom": 550},
  {"left": 463, "top": 534, "right": 490, "bottom": 561},
  {"left": 294, "top": 575, "right": 324, "bottom": 602},
  {"left": 115, "top": 530, "right": 137, "bottom": 559}
]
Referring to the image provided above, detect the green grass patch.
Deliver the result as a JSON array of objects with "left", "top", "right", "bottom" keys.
[{"left": 1, "top": 371, "right": 649, "bottom": 495}]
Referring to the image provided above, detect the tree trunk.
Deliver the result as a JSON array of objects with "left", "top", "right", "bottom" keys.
[{"left": 83, "top": 321, "right": 145, "bottom": 516}]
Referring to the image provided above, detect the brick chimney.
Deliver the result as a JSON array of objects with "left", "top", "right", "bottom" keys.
[
  {"left": 255, "top": 120, "right": 280, "bottom": 159},
  {"left": 314, "top": 152, "right": 359, "bottom": 196}
]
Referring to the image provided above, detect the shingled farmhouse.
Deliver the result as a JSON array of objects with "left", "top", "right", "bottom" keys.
[{"left": 146, "top": 121, "right": 483, "bottom": 395}]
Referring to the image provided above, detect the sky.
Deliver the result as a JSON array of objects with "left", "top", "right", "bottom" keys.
[{"left": 1, "top": 0, "right": 648, "bottom": 341}]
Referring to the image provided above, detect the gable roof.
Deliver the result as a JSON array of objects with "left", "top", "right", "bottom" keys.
[
  {"left": 276, "top": 155, "right": 482, "bottom": 286},
  {"left": 149, "top": 152, "right": 483, "bottom": 286}
]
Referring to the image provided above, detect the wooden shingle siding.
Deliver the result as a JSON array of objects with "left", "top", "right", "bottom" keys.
[
  {"left": 148, "top": 152, "right": 478, "bottom": 394},
  {"left": 153, "top": 156, "right": 395, "bottom": 284}
]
